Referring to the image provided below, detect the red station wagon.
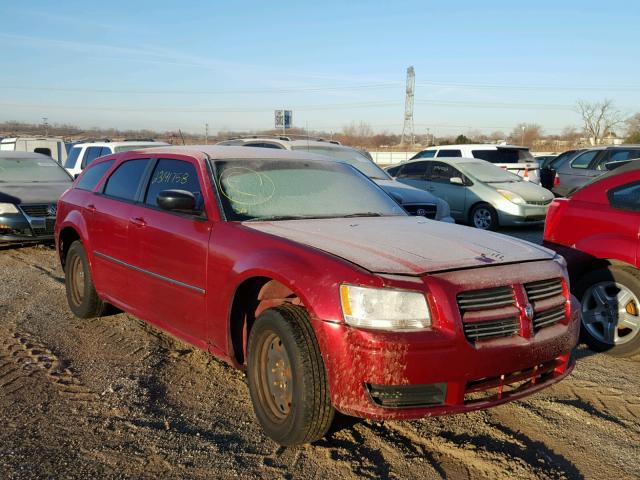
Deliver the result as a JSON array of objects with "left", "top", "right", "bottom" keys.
[
  {"left": 544, "top": 162, "right": 640, "bottom": 357},
  {"left": 55, "top": 146, "right": 580, "bottom": 445}
]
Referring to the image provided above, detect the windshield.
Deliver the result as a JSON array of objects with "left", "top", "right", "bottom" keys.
[
  {"left": 64, "top": 146, "right": 82, "bottom": 168},
  {"left": 214, "top": 159, "right": 405, "bottom": 221},
  {"left": 0, "top": 157, "right": 72, "bottom": 182},
  {"left": 291, "top": 145, "right": 389, "bottom": 180},
  {"left": 472, "top": 148, "right": 533, "bottom": 164},
  {"left": 459, "top": 162, "right": 523, "bottom": 183}
]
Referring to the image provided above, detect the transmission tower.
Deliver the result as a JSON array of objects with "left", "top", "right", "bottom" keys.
[{"left": 400, "top": 66, "right": 415, "bottom": 146}]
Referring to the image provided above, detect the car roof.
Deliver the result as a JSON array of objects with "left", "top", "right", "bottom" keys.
[
  {"left": 131, "top": 144, "right": 339, "bottom": 162},
  {"left": 71, "top": 141, "right": 169, "bottom": 148},
  {"left": 219, "top": 137, "right": 346, "bottom": 149},
  {"left": 423, "top": 144, "right": 527, "bottom": 150},
  {"left": 0, "top": 151, "right": 55, "bottom": 160},
  {"left": 404, "top": 156, "right": 484, "bottom": 165}
]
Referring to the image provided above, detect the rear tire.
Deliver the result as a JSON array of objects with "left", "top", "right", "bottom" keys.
[
  {"left": 469, "top": 203, "right": 499, "bottom": 230},
  {"left": 65, "top": 240, "right": 105, "bottom": 318},
  {"left": 574, "top": 266, "right": 640, "bottom": 358},
  {"left": 247, "top": 304, "right": 334, "bottom": 445}
]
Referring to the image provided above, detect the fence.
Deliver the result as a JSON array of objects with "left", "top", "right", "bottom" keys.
[{"left": 369, "top": 151, "right": 419, "bottom": 166}]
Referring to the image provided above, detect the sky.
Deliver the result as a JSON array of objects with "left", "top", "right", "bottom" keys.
[{"left": 1, "top": 0, "right": 639, "bottom": 137}]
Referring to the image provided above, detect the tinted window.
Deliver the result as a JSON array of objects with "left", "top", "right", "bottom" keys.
[
  {"left": 428, "top": 162, "right": 460, "bottom": 183},
  {"left": 570, "top": 150, "right": 599, "bottom": 169},
  {"left": 472, "top": 148, "right": 532, "bottom": 163},
  {"left": 34, "top": 147, "right": 52, "bottom": 157},
  {"left": 396, "top": 161, "right": 428, "bottom": 179},
  {"left": 411, "top": 150, "right": 436, "bottom": 159},
  {"left": 609, "top": 182, "right": 640, "bottom": 211},
  {"left": 103, "top": 159, "right": 150, "bottom": 201},
  {"left": 82, "top": 146, "right": 111, "bottom": 169},
  {"left": 64, "top": 146, "right": 82, "bottom": 168},
  {"left": 145, "top": 159, "right": 203, "bottom": 208},
  {"left": 244, "top": 142, "right": 283, "bottom": 149},
  {"left": 437, "top": 149, "right": 462, "bottom": 158},
  {"left": 549, "top": 150, "right": 578, "bottom": 169},
  {"left": 386, "top": 165, "right": 401, "bottom": 176},
  {"left": 76, "top": 160, "right": 115, "bottom": 191}
]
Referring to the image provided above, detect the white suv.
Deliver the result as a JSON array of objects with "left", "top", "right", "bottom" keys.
[
  {"left": 410, "top": 144, "right": 540, "bottom": 184},
  {"left": 64, "top": 140, "right": 170, "bottom": 177}
]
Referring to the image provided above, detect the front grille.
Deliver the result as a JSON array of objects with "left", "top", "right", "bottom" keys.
[
  {"left": 32, "top": 218, "right": 55, "bottom": 236},
  {"left": 525, "top": 278, "right": 563, "bottom": 302},
  {"left": 463, "top": 318, "right": 520, "bottom": 341},
  {"left": 403, "top": 203, "right": 437, "bottom": 219},
  {"left": 457, "top": 286, "right": 515, "bottom": 312},
  {"left": 526, "top": 199, "right": 553, "bottom": 206},
  {"left": 19, "top": 204, "right": 51, "bottom": 217},
  {"left": 533, "top": 305, "right": 565, "bottom": 331}
]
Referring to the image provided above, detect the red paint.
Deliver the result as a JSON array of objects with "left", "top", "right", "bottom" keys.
[{"left": 56, "top": 147, "right": 580, "bottom": 420}]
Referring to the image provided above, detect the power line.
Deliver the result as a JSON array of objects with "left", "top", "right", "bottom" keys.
[{"left": 417, "top": 81, "right": 640, "bottom": 92}]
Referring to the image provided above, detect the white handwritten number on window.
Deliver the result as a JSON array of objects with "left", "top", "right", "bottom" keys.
[{"left": 152, "top": 171, "right": 189, "bottom": 185}]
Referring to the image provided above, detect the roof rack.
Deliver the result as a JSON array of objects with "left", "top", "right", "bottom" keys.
[
  {"left": 123, "top": 138, "right": 157, "bottom": 142},
  {"left": 226, "top": 134, "right": 341, "bottom": 145}
]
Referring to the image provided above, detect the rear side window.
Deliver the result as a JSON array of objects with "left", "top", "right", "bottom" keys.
[
  {"left": 386, "top": 165, "right": 401, "bottom": 176},
  {"left": 570, "top": 150, "right": 599, "bottom": 169},
  {"left": 145, "top": 159, "right": 202, "bottom": 208},
  {"left": 411, "top": 150, "right": 436, "bottom": 159},
  {"left": 81, "top": 146, "right": 112, "bottom": 169},
  {"left": 103, "top": 159, "right": 150, "bottom": 201},
  {"left": 437, "top": 150, "right": 462, "bottom": 158},
  {"left": 608, "top": 182, "right": 640, "bottom": 211},
  {"left": 472, "top": 148, "right": 531, "bottom": 163},
  {"left": 64, "top": 146, "right": 82, "bottom": 168},
  {"left": 76, "top": 160, "right": 114, "bottom": 191},
  {"left": 396, "top": 161, "right": 429, "bottom": 179},
  {"left": 428, "top": 162, "right": 460, "bottom": 183}
]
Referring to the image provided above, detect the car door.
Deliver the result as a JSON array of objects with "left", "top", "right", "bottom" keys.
[
  {"left": 127, "top": 156, "right": 211, "bottom": 342},
  {"left": 607, "top": 181, "right": 640, "bottom": 265},
  {"left": 89, "top": 158, "right": 151, "bottom": 309},
  {"left": 555, "top": 150, "right": 602, "bottom": 195},
  {"left": 424, "top": 161, "right": 466, "bottom": 219},
  {"left": 394, "top": 161, "right": 429, "bottom": 190}
]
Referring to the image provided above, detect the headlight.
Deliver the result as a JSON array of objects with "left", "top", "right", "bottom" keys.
[
  {"left": 0, "top": 203, "right": 19, "bottom": 215},
  {"left": 339, "top": 284, "right": 431, "bottom": 331},
  {"left": 497, "top": 189, "right": 525, "bottom": 205}
]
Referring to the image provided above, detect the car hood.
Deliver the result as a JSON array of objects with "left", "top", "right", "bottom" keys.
[
  {"left": 0, "top": 181, "right": 71, "bottom": 205},
  {"left": 374, "top": 178, "right": 439, "bottom": 204},
  {"left": 244, "top": 216, "right": 554, "bottom": 275},
  {"left": 487, "top": 181, "right": 554, "bottom": 202}
]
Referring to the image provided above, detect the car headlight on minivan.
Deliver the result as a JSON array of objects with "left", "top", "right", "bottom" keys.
[
  {"left": 339, "top": 284, "right": 431, "bottom": 331},
  {"left": 497, "top": 189, "right": 525, "bottom": 205},
  {"left": 0, "top": 203, "right": 19, "bottom": 215}
]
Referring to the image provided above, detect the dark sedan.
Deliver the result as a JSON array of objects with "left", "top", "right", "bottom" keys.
[{"left": 0, "top": 151, "right": 72, "bottom": 243}]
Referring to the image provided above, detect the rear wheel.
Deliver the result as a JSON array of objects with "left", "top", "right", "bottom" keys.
[
  {"left": 65, "top": 240, "right": 105, "bottom": 318},
  {"left": 469, "top": 203, "right": 498, "bottom": 230},
  {"left": 247, "top": 304, "right": 334, "bottom": 445},
  {"left": 575, "top": 267, "right": 640, "bottom": 357}
]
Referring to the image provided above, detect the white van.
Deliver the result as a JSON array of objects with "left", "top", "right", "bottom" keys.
[
  {"left": 0, "top": 137, "right": 68, "bottom": 164},
  {"left": 411, "top": 144, "right": 540, "bottom": 183},
  {"left": 64, "top": 140, "right": 170, "bottom": 177}
]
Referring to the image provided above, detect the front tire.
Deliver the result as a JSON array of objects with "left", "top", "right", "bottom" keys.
[
  {"left": 247, "top": 304, "right": 334, "bottom": 445},
  {"left": 64, "top": 240, "right": 105, "bottom": 318},
  {"left": 469, "top": 203, "right": 498, "bottom": 230},
  {"left": 575, "top": 267, "right": 640, "bottom": 357}
]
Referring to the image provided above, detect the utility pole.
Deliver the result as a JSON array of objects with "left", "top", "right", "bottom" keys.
[
  {"left": 521, "top": 125, "right": 525, "bottom": 146},
  {"left": 42, "top": 117, "right": 49, "bottom": 136},
  {"left": 205, "top": 123, "right": 209, "bottom": 144},
  {"left": 400, "top": 66, "right": 415, "bottom": 147}
]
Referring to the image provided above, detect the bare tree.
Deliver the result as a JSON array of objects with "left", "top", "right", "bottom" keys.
[
  {"left": 509, "top": 123, "right": 543, "bottom": 147},
  {"left": 576, "top": 99, "right": 625, "bottom": 145}
]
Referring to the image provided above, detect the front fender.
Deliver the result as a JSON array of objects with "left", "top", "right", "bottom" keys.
[
  {"left": 57, "top": 210, "right": 92, "bottom": 266},
  {"left": 575, "top": 233, "right": 637, "bottom": 268}
]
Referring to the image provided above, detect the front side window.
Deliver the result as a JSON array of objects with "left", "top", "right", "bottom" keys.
[
  {"left": 82, "top": 146, "right": 110, "bottom": 169},
  {"left": 64, "top": 146, "right": 82, "bottom": 168},
  {"left": 428, "top": 162, "right": 460, "bottom": 183},
  {"left": 411, "top": 150, "right": 436, "bottom": 159},
  {"left": 395, "top": 161, "right": 428, "bottom": 179},
  {"left": 570, "top": 150, "right": 600, "bottom": 169},
  {"left": 214, "top": 159, "right": 405, "bottom": 221},
  {"left": 145, "top": 159, "right": 203, "bottom": 208},
  {"left": 437, "top": 149, "right": 462, "bottom": 158},
  {"left": 76, "top": 160, "right": 114, "bottom": 191},
  {"left": 608, "top": 182, "right": 640, "bottom": 211},
  {"left": 103, "top": 159, "right": 150, "bottom": 201}
]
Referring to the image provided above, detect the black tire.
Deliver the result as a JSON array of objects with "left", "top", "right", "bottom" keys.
[
  {"left": 247, "top": 304, "right": 335, "bottom": 445},
  {"left": 574, "top": 266, "right": 640, "bottom": 358},
  {"left": 64, "top": 240, "right": 106, "bottom": 318},
  {"left": 469, "top": 203, "right": 499, "bottom": 230}
]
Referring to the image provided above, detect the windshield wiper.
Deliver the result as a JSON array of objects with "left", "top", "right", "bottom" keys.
[{"left": 244, "top": 212, "right": 386, "bottom": 222}]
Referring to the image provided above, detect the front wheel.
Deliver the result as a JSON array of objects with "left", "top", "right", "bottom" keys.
[
  {"left": 247, "top": 304, "right": 334, "bottom": 445},
  {"left": 469, "top": 203, "right": 498, "bottom": 230},
  {"left": 575, "top": 267, "right": 640, "bottom": 357}
]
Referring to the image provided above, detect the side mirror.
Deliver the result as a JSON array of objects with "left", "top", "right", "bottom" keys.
[
  {"left": 450, "top": 177, "right": 464, "bottom": 185},
  {"left": 157, "top": 189, "right": 198, "bottom": 213}
]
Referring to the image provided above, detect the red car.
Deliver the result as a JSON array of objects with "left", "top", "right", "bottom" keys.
[
  {"left": 55, "top": 146, "right": 580, "bottom": 445},
  {"left": 544, "top": 162, "right": 640, "bottom": 357}
]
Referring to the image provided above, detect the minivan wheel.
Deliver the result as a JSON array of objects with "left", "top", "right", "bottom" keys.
[
  {"left": 470, "top": 203, "right": 498, "bottom": 230},
  {"left": 247, "top": 304, "right": 334, "bottom": 445},
  {"left": 65, "top": 240, "right": 105, "bottom": 318},
  {"left": 575, "top": 267, "right": 640, "bottom": 358}
]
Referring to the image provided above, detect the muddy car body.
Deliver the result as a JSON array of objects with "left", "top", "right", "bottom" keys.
[{"left": 55, "top": 146, "right": 580, "bottom": 445}]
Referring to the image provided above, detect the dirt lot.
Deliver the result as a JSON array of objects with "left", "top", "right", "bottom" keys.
[{"left": 0, "top": 240, "right": 638, "bottom": 479}]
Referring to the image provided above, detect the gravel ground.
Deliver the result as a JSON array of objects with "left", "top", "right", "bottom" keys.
[{"left": 0, "top": 234, "right": 638, "bottom": 479}]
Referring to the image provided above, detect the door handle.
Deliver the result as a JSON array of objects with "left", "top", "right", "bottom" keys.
[{"left": 129, "top": 217, "right": 146, "bottom": 227}]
